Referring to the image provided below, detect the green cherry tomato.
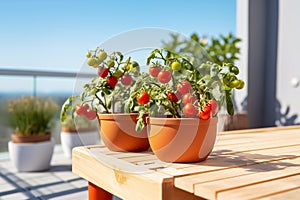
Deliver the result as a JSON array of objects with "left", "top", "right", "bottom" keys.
[
  {"left": 171, "top": 61, "right": 181, "bottom": 71},
  {"left": 230, "top": 66, "right": 239, "bottom": 75},
  {"left": 97, "top": 51, "right": 107, "bottom": 62},
  {"left": 107, "top": 60, "right": 115, "bottom": 68},
  {"left": 113, "top": 69, "right": 123, "bottom": 78},
  {"left": 90, "top": 88, "right": 97, "bottom": 95},
  {"left": 86, "top": 52, "right": 91, "bottom": 58},
  {"left": 230, "top": 79, "right": 240, "bottom": 88},
  {"left": 236, "top": 80, "right": 245, "bottom": 89},
  {"left": 92, "top": 59, "right": 101, "bottom": 68},
  {"left": 87, "top": 58, "right": 97, "bottom": 66}
]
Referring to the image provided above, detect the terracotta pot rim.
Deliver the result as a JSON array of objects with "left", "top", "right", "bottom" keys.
[
  {"left": 97, "top": 113, "right": 141, "bottom": 120},
  {"left": 11, "top": 133, "right": 51, "bottom": 143},
  {"left": 149, "top": 117, "right": 218, "bottom": 125}
]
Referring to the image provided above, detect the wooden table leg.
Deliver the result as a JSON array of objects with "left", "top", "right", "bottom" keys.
[{"left": 88, "top": 182, "right": 113, "bottom": 200}]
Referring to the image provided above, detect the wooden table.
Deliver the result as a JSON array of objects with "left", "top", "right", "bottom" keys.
[{"left": 72, "top": 126, "right": 300, "bottom": 200}]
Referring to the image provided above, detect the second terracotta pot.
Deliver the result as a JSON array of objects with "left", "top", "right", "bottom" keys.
[
  {"left": 97, "top": 113, "right": 150, "bottom": 152},
  {"left": 148, "top": 117, "right": 218, "bottom": 163}
]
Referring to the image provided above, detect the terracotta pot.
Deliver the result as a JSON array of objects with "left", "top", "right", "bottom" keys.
[
  {"left": 97, "top": 113, "right": 150, "bottom": 152},
  {"left": 11, "top": 133, "right": 51, "bottom": 143},
  {"left": 148, "top": 117, "right": 218, "bottom": 163}
]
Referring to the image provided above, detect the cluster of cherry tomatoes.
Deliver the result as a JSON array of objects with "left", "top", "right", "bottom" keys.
[
  {"left": 75, "top": 104, "right": 97, "bottom": 120},
  {"left": 98, "top": 66, "right": 133, "bottom": 88},
  {"left": 88, "top": 50, "right": 134, "bottom": 88},
  {"left": 136, "top": 65, "right": 219, "bottom": 120}
]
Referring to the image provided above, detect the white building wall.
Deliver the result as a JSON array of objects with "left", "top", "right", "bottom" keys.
[{"left": 276, "top": 0, "right": 300, "bottom": 125}]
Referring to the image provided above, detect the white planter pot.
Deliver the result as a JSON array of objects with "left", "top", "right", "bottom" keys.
[
  {"left": 8, "top": 138, "right": 55, "bottom": 172},
  {"left": 60, "top": 131, "right": 99, "bottom": 158}
]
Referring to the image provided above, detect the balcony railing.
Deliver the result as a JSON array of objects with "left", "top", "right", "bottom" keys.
[{"left": 0, "top": 68, "right": 94, "bottom": 96}]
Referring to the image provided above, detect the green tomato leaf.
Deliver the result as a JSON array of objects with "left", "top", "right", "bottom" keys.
[{"left": 60, "top": 95, "right": 79, "bottom": 122}]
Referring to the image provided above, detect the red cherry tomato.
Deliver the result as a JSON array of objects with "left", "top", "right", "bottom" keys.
[
  {"left": 121, "top": 75, "right": 133, "bottom": 86},
  {"left": 107, "top": 76, "right": 118, "bottom": 88},
  {"left": 75, "top": 105, "right": 87, "bottom": 116},
  {"left": 175, "top": 91, "right": 182, "bottom": 101},
  {"left": 209, "top": 99, "right": 219, "bottom": 116},
  {"left": 82, "top": 104, "right": 89, "bottom": 110},
  {"left": 149, "top": 67, "right": 161, "bottom": 77},
  {"left": 167, "top": 92, "right": 179, "bottom": 102},
  {"left": 182, "top": 93, "right": 197, "bottom": 105},
  {"left": 199, "top": 104, "right": 212, "bottom": 120},
  {"left": 177, "top": 80, "right": 192, "bottom": 94},
  {"left": 98, "top": 67, "right": 109, "bottom": 78},
  {"left": 137, "top": 92, "right": 150, "bottom": 105},
  {"left": 157, "top": 70, "right": 171, "bottom": 84},
  {"left": 85, "top": 109, "right": 97, "bottom": 120},
  {"left": 183, "top": 103, "right": 197, "bottom": 118}
]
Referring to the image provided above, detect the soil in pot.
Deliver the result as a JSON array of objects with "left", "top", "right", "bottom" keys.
[
  {"left": 148, "top": 117, "right": 218, "bottom": 163},
  {"left": 97, "top": 113, "right": 150, "bottom": 152}
]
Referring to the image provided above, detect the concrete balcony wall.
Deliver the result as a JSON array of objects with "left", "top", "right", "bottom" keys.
[{"left": 236, "top": 0, "right": 300, "bottom": 128}]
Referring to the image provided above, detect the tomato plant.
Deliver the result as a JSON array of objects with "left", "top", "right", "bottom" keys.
[{"left": 60, "top": 48, "right": 141, "bottom": 122}]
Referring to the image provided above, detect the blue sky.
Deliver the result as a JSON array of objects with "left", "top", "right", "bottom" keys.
[
  {"left": 0, "top": 0, "right": 236, "bottom": 70},
  {"left": 0, "top": 0, "right": 236, "bottom": 94}
]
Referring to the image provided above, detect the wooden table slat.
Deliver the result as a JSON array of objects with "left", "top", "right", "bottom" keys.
[
  {"left": 175, "top": 155, "right": 300, "bottom": 193},
  {"left": 259, "top": 187, "right": 300, "bottom": 200},
  {"left": 215, "top": 130, "right": 300, "bottom": 147},
  {"left": 158, "top": 143, "right": 300, "bottom": 176},
  {"left": 193, "top": 158, "right": 300, "bottom": 199},
  {"left": 217, "top": 174, "right": 300, "bottom": 200}
]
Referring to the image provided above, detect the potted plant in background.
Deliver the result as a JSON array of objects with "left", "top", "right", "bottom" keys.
[
  {"left": 7, "top": 96, "right": 58, "bottom": 171},
  {"left": 163, "top": 32, "right": 248, "bottom": 130},
  {"left": 129, "top": 48, "right": 244, "bottom": 163},
  {"left": 60, "top": 114, "right": 99, "bottom": 158},
  {"left": 61, "top": 47, "right": 150, "bottom": 152}
]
